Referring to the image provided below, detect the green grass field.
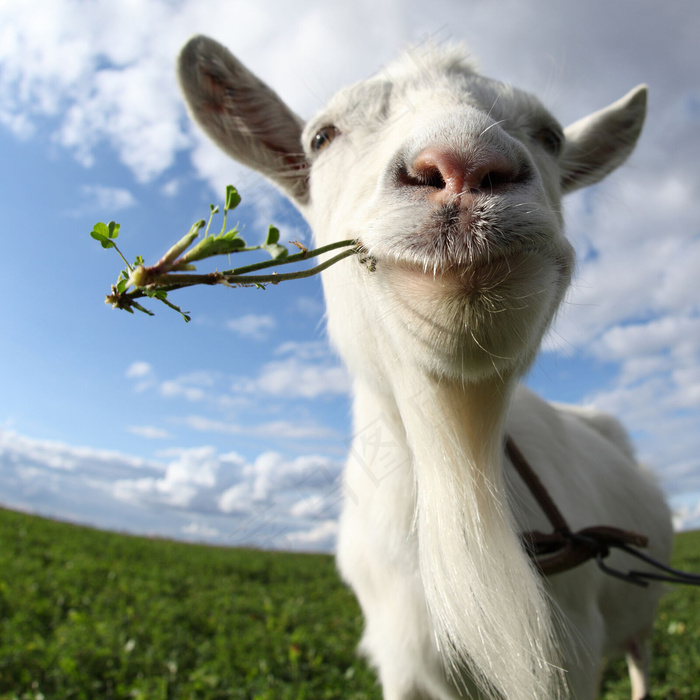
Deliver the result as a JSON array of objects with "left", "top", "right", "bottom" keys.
[{"left": 0, "top": 507, "right": 698, "bottom": 699}]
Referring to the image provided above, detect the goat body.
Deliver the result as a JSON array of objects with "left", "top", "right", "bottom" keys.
[{"left": 178, "top": 37, "right": 673, "bottom": 700}]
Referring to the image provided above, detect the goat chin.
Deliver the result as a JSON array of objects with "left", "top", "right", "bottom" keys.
[
  {"left": 323, "top": 239, "right": 572, "bottom": 386},
  {"left": 377, "top": 249, "right": 571, "bottom": 379}
]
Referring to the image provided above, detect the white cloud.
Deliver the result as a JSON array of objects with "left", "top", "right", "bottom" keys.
[
  {"left": 182, "top": 520, "right": 221, "bottom": 540},
  {"left": 182, "top": 415, "right": 338, "bottom": 441},
  {"left": 274, "top": 341, "right": 331, "bottom": 361},
  {"left": 289, "top": 494, "right": 340, "bottom": 520},
  {"left": 56, "top": 59, "right": 189, "bottom": 179},
  {"left": 125, "top": 361, "right": 153, "bottom": 379},
  {"left": 589, "top": 315, "right": 700, "bottom": 403},
  {"left": 119, "top": 354, "right": 346, "bottom": 444},
  {"left": 548, "top": 182, "right": 700, "bottom": 356},
  {"left": 0, "top": 110, "right": 34, "bottom": 139},
  {"left": 0, "top": 1, "right": 190, "bottom": 179},
  {"left": 0, "top": 426, "right": 348, "bottom": 550},
  {"left": 159, "top": 371, "right": 217, "bottom": 403},
  {"left": 235, "top": 341, "right": 350, "bottom": 399},
  {"left": 0, "top": 0, "right": 391, "bottom": 191},
  {"left": 284, "top": 520, "right": 338, "bottom": 552},
  {"left": 114, "top": 446, "right": 236, "bottom": 509},
  {"left": 583, "top": 370, "right": 700, "bottom": 500},
  {"left": 82, "top": 184, "right": 136, "bottom": 211},
  {"left": 160, "top": 380, "right": 205, "bottom": 403},
  {"left": 125, "top": 365, "right": 237, "bottom": 409},
  {"left": 0, "top": 429, "right": 154, "bottom": 476},
  {"left": 282, "top": 519, "right": 338, "bottom": 551},
  {"left": 216, "top": 451, "right": 342, "bottom": 518},
  {"left": 111, "top": 444, "right": 344, "bottom": 547},
  {"left": 125, "top": 361, "right": 157, "bottom": 393},
  {"left": 161, "top": 178, "right": 180, "bottom": 197},
  {"left": 559, "top": 305, "right": 700, "bottom": 492},
  {"left": 255, "top": 359, "right": 349, "bottom": 399},
  {"left": 670, "top": 495, "right": 700, "bottom": 532},
  {"left": 226, "top": 314, "right": 276, "bottom": 340},
  {"left": 127, "top": 425, "right": 171, "bottom": 440},
  {"left": 217, "top": 482, "right": 254, "bottom": 516}
]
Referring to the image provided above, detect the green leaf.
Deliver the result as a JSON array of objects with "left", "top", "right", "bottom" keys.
[
  {"left": 91, "top": 233, "right": 114, "bottom": 248},
  {"left": 263, "top": 244, "right": 288, "bottom": 260},
  {"left": 180, "top": 229, "right": 247, "bottom": 263},
  {"left": 107, "top": 221, "right": 120, "bottom": 239},
  {"left": 130, "top": 301, "right": 155, "bottom": 316},
  {"left": 90, "top": 221, "right": 121, "bottom": 249},
  {"left": 265, "top": 225, "right": 280, "bottom": 246},
  {"left": 90, "top": 222, "right": 115, "bottom": 248},
  {"left": 262, "top": 227, "right": 288, "bottom": 260},
  {"left": 157, "top": 226, "right": 203, "bottom": 266},
  {"left": 225, "top": 185, "right": 241, "bottom": 211}
]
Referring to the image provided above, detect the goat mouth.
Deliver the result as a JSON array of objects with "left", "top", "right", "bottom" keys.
[
  {"left": 393, "top": 248, "right": 542, "bottom": 289},
  {"left": 396, "top": 201, "right": 520, "bottom": 269},
  {"left": 388, "top": 232, "right": 546, "bottom": 281},
  {"left": 356, "top": 198, "right": 568, "bottom": 288}
]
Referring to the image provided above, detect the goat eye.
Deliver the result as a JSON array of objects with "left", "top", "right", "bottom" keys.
[
  {"left": 534, "top": 126, "right": 563, "bottom": 157},
  {"left": 311, "top": 125, "right": 340, "bottom": 153}
]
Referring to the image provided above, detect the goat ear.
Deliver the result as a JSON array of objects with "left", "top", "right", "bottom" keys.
[
  {"left": 178, "top": 35, "right": 309, "bottom": 205},
  {"left": 560, "top": 85, "right": 647, "bottom": 194}
]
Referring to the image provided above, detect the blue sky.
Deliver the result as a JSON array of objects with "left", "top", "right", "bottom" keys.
[{"left": 1, "top": 0, "right": 699, "bottom": 550}]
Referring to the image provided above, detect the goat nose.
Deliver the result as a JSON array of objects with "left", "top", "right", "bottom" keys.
[{"left": 406, "top": 146, "right": 521, "bottom": 204}]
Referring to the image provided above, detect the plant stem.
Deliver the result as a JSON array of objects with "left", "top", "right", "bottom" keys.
[
  {"left": 145, "top": 248, "right": 357, "bottom": 290},
  {"left": 122, "top": 239, "right": 360, "bottom": 301},
  {"left": 112, "top": 242, "right": 133, "bottom": 271},
  {"left": 220, "top": 238, "right": 357, "bottom": 276},
  {"left": 230, "top": 247, "right": 359, "bottom": 283}
]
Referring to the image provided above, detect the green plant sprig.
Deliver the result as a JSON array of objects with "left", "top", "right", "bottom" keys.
[{"left": 92, "top": 185, "right": 361, "bottom": 321}]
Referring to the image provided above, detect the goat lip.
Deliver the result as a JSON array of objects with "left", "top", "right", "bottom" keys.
[
  {"left": 390, "top": 246, "right": 534, "bottom": 276},
  {"left": 383, "top": 247, "right": 549, "bottom": 293}
]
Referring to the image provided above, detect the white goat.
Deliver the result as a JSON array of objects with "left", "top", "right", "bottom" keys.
[{"left": 178, "top": 37, "right": 673, "bottom": 700}]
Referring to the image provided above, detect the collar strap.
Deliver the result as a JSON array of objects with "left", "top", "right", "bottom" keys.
[{"left": 505, "top": 437, "right": 649, "bottom": 577}]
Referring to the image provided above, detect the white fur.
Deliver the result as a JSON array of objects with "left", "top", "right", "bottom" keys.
[{"left": 178, "top": 38, "right": 673, "bottom": 699}]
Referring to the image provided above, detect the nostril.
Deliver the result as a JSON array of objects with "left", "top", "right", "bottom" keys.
[
  {"left": 479, "top": 169, "right": 517, "bottom": 191},
  {"left": 410, "top": 149, "right": 464, "bottom": 194},
  {"left": 400, "top": 145, "right": 524, "bottom": 201},
  {"left": 398, "top": 163, "right": 446, "bottom": 190}
]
